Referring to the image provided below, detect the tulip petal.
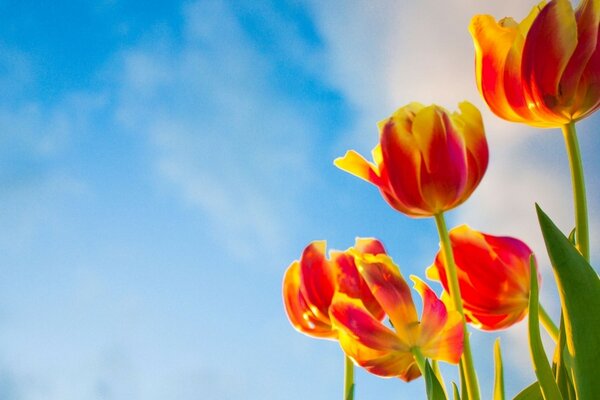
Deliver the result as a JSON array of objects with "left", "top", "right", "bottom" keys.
[
  {"left": 334, "top": 150, "right": 382, "bottom": 186},
  {"left": 337, "top": 327, "right": 421, "bottom": 381},
  {"left": 354, "top": 237, "right": 386, "bottom": 255},
  {"left": 331, "top": 251, "right": 384, "bottom": 320},
  {"left": 410, "top": 276, "right": 448, "bottom": 343},
  {"left": 560, "top": 0, "right": 600, "bottom": 104},
  {"left": 470, "top": 15, "right": 526, "bottom": 122},
  {"left": 299, "top": 241, "right": 335, "bottom": 322},
  {"left": 330, "top": 292, "right": 404, "bottom": 351},
  {"left": 453, "top": 102, "right": 489, "bottom": 196},
  {"left": 354, "top": 253, "right": 419, "bottom": 344},
  {"left": 380, "top": 116, "right": 427, "bottom": 215},
  {"left": 414, "top": 106, "right": 468, "bottom": 211},
  {"left": 283, "top": 261, "right": 336, "bottom": 338},
  {"left": 522, "top": 0, "right": 578, "bottom": 121}
]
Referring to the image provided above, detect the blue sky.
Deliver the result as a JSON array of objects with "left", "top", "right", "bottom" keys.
[{"left": 0, "top": 1, "right": 598, "bottom": 399}]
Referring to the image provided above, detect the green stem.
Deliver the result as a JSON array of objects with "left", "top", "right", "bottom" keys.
[
  {"left": 434, "top": 212, "right": 480, "bottom": 400},
  {"left": 344, "top": 354, "right": 354, "bottom": 400},
  {"left": 538, "top": 303, "right": 558, "bottom": 342},
  {"left": 411, "top": 347, "right": 427, "bottom": 376},
  {"left": 562, "top": 122, "right": 589, "bottom": 261}
]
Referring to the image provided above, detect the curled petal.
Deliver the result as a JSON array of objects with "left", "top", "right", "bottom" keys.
[
  {"left": 334, "top": 150, "right": 382, "bottom": 186},
  {"left": 282, "top": 261, "right": 336, "bottom": 338},
  {"left": 411, "top": 276, "right": 464, "bottom": 364}
]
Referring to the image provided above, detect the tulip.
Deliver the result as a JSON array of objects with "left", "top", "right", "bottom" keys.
[
  {"left": 330, "top": 252, "right": 464, "bottom": 381},
  {"left": 282, "top": 239, "right": 386, "bottom": 339},
  {"left": 334, "top": 102, "right": 488, "bottom": 217},
  {"left": 470, "top": 0, "right": 600, "bottom": 127},
  {"left": 427, "top": 225, "right": 539, "bottom": 331}
]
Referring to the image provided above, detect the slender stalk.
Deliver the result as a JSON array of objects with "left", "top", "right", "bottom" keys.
[
  {"left": 411, "top": 347, "right": 427, "bottom": 376},
  {"left": 538, "top": 304, "right": 558, "bottom": 342},
  {"left": 344, "top": 354, "right": 354, "bottom": 400},
  {"left": 434, "top": 212, "right": 480, "bottom": 400},
  {"left": 562, "top": 122, "right": 589, "bottom": 261}
]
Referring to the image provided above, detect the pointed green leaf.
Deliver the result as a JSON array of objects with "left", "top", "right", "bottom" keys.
[
  {"left": 537, "top": 205, "right": 600, "bottom": 399},
  {"left": 493, "top": 339, "right": 505, "bottom": 400},
  {"left": 452, "top": 382, "right": 461, "bottom": 400},
  {"left": 527, "top": 255, "right": 563, "bottom": 400},
  {"left": 459, "top": 361, "right": 469, "bottom": 400},
  {"left": 513, "top": 382, "right": 542, "bottom": 400},
  {"left": 553, "top": 316, "right": 576, "bottom": 400},
  {"left": 425, "top": 360, "right": 447, "bottom": 400}
]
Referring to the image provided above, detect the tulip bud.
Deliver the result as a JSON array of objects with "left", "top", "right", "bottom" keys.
[{"left": 335, "top": 102, "right": 488, "bottom": 217}]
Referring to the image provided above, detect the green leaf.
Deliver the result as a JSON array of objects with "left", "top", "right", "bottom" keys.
[
  {"left": 493, "top": 339, "right": 505, "bottom": 400},
  {"left": 553, "top": 316, "right": 576, "bottom": 400},
  {"left": 425, "top": 360, "right": 447, "bottom": 400},
  {"left": 527, "top": 255, "right": 563, "bottom": 400},
  {"left": 459, "top": 361, "right": 469, "bottom": 400},
  {"left": 452, "top": 382, "right": 461, "bottom": 400},
  {"left": 537, "top": 205, "right": 600, "bottom": 399},
  {"left": 513, "top": 382, "right": 542, "bottom": 400}
]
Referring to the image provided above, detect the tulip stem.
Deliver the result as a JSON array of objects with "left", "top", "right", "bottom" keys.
[
  {"left": 434, "top": 212, "right": 480, "bottom": 400},
  {"left": 411, "top": 347, "right": 427, "bottom": 376},
  {"left": 344, "top": 354, "right": 354, "bottom": 400},
  {"left": 562, "top": 122, "right": 589, "bottom": 261},
  {"left": 538, "top": 303, "right": 558, "bottom": 342}
]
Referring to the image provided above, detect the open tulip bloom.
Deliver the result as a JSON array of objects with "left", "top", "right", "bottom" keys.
[
  {"left": 283, "top": 1, "right": 599, "bottom": 398},
  {"left": 330, "top": 252, "right": 464, "bottom": 382}
]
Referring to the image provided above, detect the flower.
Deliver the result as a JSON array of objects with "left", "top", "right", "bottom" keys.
[
  {"left": 427, "top": 225, "right": 539, "bottom": 331},
  {"left": 282, "top": 238, "right": 386, "bottom": 339},
  {"left": 470, "top": 0, "right": 600, "bottom": 127},
  {"left": 334, "top": 102, "right": 488, "bottom": 217},
  {"left": 330, "top": 252, "right": 464, "bottom": 381}
]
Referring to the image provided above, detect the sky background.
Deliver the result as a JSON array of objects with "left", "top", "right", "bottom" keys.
[{"left": 0, "top": 1, "right": 598, "bottom": 399}]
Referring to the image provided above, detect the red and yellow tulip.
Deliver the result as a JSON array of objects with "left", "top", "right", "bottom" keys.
[
  {"left": 282, "top": 239, "right": 386, "bottom": 339},
  {"left": 335, "top": 102, "right": 488, "bottom": 217},
  {"left": 470, "top": 0, "right": 600, "bottom": 127},
  {"left": 427, "top": 225, "right": 539, "bottom": 331},
  {"left": 330, "top": 252, "right": 464, "bottom": 381}
]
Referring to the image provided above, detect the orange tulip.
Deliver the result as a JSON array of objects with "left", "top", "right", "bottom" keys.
[
  {"left": 282, "top": 238, "right": 386, "bottom": 339},
  {"left": 330, "top": 252, "right": 464, "bottom": 381},
  {"left": 427, "top": 225, "right": 539, "bottom": 331},
  {"left": 335, "top": 102, "right": 488, "bottom": 217},
  {"left": 470, "top": 0, "right": 600, "bottom": 127}
]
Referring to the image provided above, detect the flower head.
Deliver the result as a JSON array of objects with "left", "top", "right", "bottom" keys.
[
  {"left": 330, "top": 252, "right": 464, "bottom": 381},
  {"left": 335, "top": 102, "right": 488, "bottom": 217},
  {"left": 427, "top": 225, "right": 539, "bottom": 331},
  {"left": 470, "top": 0, "right": 600, "bottom": 127},
  {"left": 282, "top": 239, "right": 386, "bottom": 339}
]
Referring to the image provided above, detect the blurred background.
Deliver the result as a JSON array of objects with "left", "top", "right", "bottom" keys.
[{"left": 0, "top": 0, "right": 598, "bottom": 399}]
